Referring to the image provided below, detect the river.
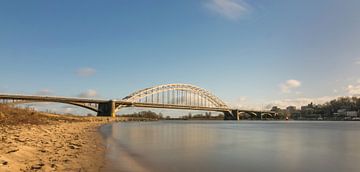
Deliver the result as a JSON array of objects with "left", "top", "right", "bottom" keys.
[{"left": 100, "top": 121, "right": 360, "bottom": 172}]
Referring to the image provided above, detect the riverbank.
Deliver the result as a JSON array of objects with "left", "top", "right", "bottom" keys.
[{"left": 0, "top": 105, "right": 126, "bottom": 172}]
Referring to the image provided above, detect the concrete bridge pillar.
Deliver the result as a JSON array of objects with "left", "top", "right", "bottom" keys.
[
  {"left": 97, "top": 100, "right": 116, "bottom": 117},
  {"left": 224, "top": 110, "right": 239, "bottom": 120}
]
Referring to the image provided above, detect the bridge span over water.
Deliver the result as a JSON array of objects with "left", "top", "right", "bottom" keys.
[{"left": 0, "top": 83, "right": 276, "bottom": 120}]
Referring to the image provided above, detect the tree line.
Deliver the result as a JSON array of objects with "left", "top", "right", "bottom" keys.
[{"left": 121, "top": 111, "right": 224, "bottom": 120}]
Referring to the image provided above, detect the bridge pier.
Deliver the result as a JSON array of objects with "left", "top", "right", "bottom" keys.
[
  {"left": 224, "top": 110, "right": 239, "bottom": 120},
  {"left": 97, "top": 100, "right": 116, "bottom": 117}
]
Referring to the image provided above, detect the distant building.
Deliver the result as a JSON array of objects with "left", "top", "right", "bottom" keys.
[
  {"left": 300, "top": 106, "right": 307, "bottom": 111},
  {"left": 301, "top": 103, "right": 315, "bottom": 111},
  {"left": 338, "top": 109, "right": 346, "bottom": 113},
  {"left": 346, "top": 111, "right": 358, "bottom": 117},
  {"left": 336, "top": 109, "right": 347, "bottom": 117},
  {"left": 286, "top": 106, "right": 296, "bottom": 113}
]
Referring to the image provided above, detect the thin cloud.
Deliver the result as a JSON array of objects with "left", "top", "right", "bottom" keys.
[
  {"left": 280, "top": 79, "right": 301, "bottom": 93},
  {"left": 76, "top": 67, "right": 96, "bottom": 77},
  {"left": 35, "top": 89, "right": 53, "bottom": 95},
  {"left": 227, "top": 96, "right": 265, "bottom": 110},
  {"left": 204, "top": 0, "right": 249, "bottom": 20},
  {"left": 346, "top": 84, "right": 360, "bottom": 95},
  {"left": 77, "top": 89, "right": 98, "bottom": 98},
  {"left": 355, "top": 58, "right": 360, "bottom": 65},
  {"left": 228, "top": 96, "right": 248, "bottom": 108}
]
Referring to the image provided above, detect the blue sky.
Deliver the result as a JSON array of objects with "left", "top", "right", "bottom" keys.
[{"left": 1, "top": 0, "right": 360, "bottom": 113}]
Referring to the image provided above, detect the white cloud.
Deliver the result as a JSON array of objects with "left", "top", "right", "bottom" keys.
[
  {"left": 232, "top": 96, "right": 251, "bottom": 108},
  {"left": 204, "top": 0, "right": 249, "bottom": 20},
  {"left": 35, "top": 89, "right": 53, "bottom": 95},
  {"left": 77, "top": 89, "right": 98, "bottom": 98},
  {"left": 355, "top": 58, "right": 360, "bottom": 65},
  {"left": 237, "top": 96, "right": 247, "bottom": 102},
  {"left": 295, "top": 91, "right": 302, "bottom": 95},
  {"left": 346, "top": 84, "right": 360, "bottom": 95},
  {"left": 227, "top": 96, "right": 266, "bottom": 110},
  {"left": 280, "top": 79, "right": 301, "bottom": 93},
  {"left": 76, "top": 67, "right": 96, "bottom": 77}
]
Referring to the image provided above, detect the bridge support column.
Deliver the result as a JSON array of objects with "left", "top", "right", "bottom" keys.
[
  {"left": 97, "top": 100, "right": 116, "bottom": 117},
  {"left": 224, "top": 110, "right": 239, "bottom": 120}
]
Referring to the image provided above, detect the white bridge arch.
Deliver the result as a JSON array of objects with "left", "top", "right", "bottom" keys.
[{"left": 122, "top": 83, "right": 228, "bottom": 108}]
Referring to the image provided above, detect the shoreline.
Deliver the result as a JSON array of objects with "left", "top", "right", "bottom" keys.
[{"left": 0, "top": 112, "right": 126, "bottom": 172}]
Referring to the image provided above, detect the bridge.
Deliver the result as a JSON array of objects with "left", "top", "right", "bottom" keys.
[{"left": 0, "top": 83, "right": 276, "bottom": 120}]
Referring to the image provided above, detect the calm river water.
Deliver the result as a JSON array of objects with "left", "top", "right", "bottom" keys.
[{"left": 100, "top": 121, "right": 360, "bottom": 172}]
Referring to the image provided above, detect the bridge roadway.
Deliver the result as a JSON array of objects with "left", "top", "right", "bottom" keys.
[{"left": 0, "top": 94, "right": 276, "bottom": 120}]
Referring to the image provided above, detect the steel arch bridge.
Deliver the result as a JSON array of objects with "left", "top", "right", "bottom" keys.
[
  {"left": 123, "top": 84, "right": 228, "bottom": 108},
  {"left": 0, "top": 83, "right": 276, "bottom": 120}
]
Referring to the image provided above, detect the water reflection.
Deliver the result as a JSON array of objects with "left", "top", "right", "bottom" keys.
[{"left": 100, "top": 121, "right": 360, "bottom": 172}]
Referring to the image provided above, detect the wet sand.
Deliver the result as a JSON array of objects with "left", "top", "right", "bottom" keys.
[{"left": 0, "top": 105, "right": 126, "bottom": 172}]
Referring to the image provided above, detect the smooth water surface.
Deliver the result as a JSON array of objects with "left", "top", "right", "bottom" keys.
[{"left": 100, "top": 121, "right": 360, "bottom": 172}]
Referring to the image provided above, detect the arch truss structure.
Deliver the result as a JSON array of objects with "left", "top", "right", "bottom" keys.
[{"left": 122, "top": 83, "right": 228, "bottom": 109}]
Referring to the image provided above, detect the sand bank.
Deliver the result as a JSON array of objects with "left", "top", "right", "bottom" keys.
[{"left": 0, "top": 105, "right": 127, "bottom": 171}]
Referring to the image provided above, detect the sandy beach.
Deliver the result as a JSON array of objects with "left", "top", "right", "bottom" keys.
[{"left": 0, "top": 105, "right": 125, "bottom": 172}]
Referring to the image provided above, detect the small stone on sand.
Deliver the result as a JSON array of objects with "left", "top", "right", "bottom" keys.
[
  {"left": 31, "top": 163, "right": 44, "bottom": 170},
  {"left": 0, "top": 160, "right": 8, "bottom": 165},
  {"left": 6, "top": 149, "right": 19, "bottom": 154}
]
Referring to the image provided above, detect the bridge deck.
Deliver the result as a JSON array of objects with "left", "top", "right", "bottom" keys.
[
  {"left": 0, "top": 94, "right": 108, "bottom": 103},
  {"left": 0, "top": 94, "right": 276, "bottom": 115}
]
